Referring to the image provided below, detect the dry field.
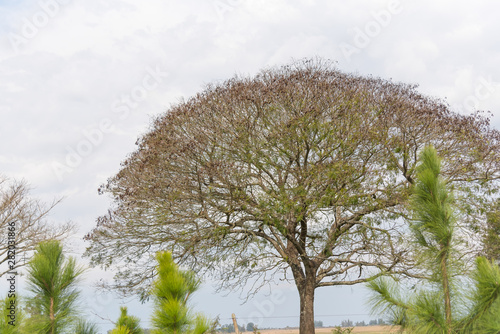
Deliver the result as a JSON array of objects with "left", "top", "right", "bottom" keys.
[{"left": 256, "top": 326, "right": 399, "bottom": 334}]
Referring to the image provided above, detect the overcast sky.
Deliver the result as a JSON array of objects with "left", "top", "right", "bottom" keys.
[{"left": 1, "top": 0, "right": 500, "bottom": 331}]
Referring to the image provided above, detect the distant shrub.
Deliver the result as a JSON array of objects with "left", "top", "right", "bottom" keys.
[{"left": 332, "top": 326, "right": 353, "bottom": 334}]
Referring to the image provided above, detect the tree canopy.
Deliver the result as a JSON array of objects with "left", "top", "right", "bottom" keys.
[
  {"left": 85, "top": 59, "right": 500, "bottom": 333},
  {"left": 483, "top": 199, "right": 500, "bottom": 261}
]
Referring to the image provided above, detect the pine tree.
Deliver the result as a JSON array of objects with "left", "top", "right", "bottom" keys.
[
  {"left": 151, "top": 251, "right": 210, "bottom": 334},
  {"left": 368, "top": 146, "right": 500, "bottom": 333},
  {"left": 26, "top": 240, "right": 85, "bottom": 334},
  {"left": 411, "top": 146, "right": 455, "bottom": 333},
  {"left": 74, "top": 318, "right": 99, "bottom": 334},
  {"left": 111, "top": 307, "right": 143, "bottom": 334}
]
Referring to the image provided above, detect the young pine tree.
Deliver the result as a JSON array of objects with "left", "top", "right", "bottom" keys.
[
  {"left": 368, "top": 146, "right": 500, "bottom": 333},
  {"left": 151, "top": 251, "right": 210, "bottom": 334},
  {"left": 74, "top": 318, "right": 100, "bottom": 334},
  {"left": 111, "top": 306, "right": 143, "bottom": 334},
  {"left": 26, "top": 240, "right": 86, "bottom": 334}
]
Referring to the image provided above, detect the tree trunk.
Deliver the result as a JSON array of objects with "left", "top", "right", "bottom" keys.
[
  {"left": 50, "top": 297, "right": 55, "bottom": 334},
  {"left": 298, "top": 274, "right": 316, "bottom": 334},
  {"left": 440, "top": 250, "right": 452, "bottom": 334}
]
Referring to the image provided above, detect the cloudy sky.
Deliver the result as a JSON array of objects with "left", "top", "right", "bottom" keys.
[{"left": 1, "top": 0, "right": 500, "bottom": 331}]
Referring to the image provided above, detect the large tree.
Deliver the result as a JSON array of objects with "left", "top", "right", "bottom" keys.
[
  {"left": 84, "top": 60, "right": 500, "bottom": 333},
  {"left": 0, "top": 176, "right": 74, "bottom": 277}
]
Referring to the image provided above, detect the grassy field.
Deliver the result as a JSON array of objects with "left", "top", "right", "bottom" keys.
[{"left": 256, "top": 326, "right": 399, "bottom": 334}]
